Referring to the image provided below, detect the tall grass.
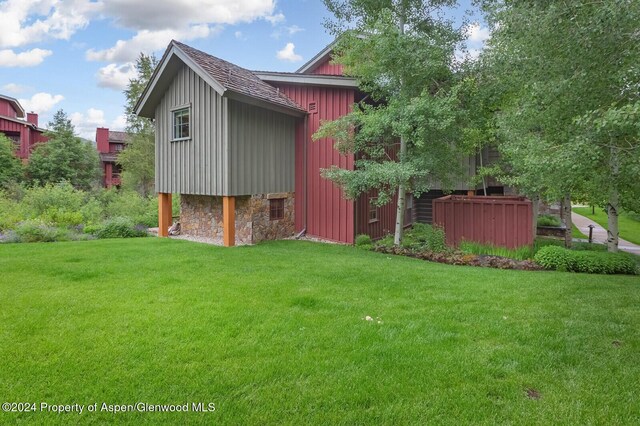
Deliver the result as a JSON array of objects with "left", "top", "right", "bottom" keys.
[{"left": 459, "top": 241, "right": 534, "bottom": 260}]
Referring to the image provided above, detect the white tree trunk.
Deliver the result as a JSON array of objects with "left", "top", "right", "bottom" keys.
[
  {"left": 607, "top": 190, "right": 620, "bottom": 253},
  {"left": 394, "top": 135, "right": 407, "bottom": 246},
  {"left": 562, "top": 193, "right": 572, "bottom": 249},
  {"left": 531, "top": 193, "right": 539, "bottom": 242},
  {"left": 607, "top": 146, "right": 620, "bottom": 253}
]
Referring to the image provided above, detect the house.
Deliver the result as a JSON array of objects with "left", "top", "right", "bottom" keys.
[
  {"left": 96, "top": 127, "right": 127, "bottom": 188},
  {"left": 0, "top": 94, "right": 48, "bottom": 160},
  {"left": 136, "top": 40, "right": 504, "bottom": 246}
]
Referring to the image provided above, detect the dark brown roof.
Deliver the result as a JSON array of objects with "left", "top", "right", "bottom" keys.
[
  {"left": 108, "top": 130, "right": 128, "bottom": 143},
  {"left": 172, "top": 41, "right": 305, "bottom": 113}
]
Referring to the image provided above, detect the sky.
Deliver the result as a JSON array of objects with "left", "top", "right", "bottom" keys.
[{"left": 0, "top": 0, "right": 489, "bottom": 139}]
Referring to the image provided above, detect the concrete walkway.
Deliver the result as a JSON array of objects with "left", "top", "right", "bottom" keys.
[{"left": 572, "top": 212, "right": 640, "bottom": 255}]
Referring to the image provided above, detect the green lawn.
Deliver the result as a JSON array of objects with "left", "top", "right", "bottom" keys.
[
  {"left": 1, "top": 239, "right": 639, "bottom": 425},
  {"left": 573, "top": 206, "right": 640, "bottom": 245}
]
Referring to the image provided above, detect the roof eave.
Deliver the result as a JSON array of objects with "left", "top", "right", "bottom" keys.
[
  {"left": 295, "top": 39, "right": 337, "bottom": 74},
  {"left": 225, "top": 90, "right": 306, "bottom": 117},
  {"left": 254, "top": 72, "right": 357, "bottom": 88},
  {"left": 135, "top": 42, "right": 227, "bottom": 119}
]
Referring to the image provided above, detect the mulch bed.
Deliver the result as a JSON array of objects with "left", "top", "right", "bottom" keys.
[{"left": 374, "top": 246, "right": 544, "bottom": 271}]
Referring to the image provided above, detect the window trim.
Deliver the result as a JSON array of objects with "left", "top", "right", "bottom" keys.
[
  {"left": 368, "top": 197, "right": 379, "bottom": 224},
  {"left": 171, "top": 104, "right": 191, "bottom": 142},
  {"left": 269, "top": 198, "right": 285, "bottom": 221}
]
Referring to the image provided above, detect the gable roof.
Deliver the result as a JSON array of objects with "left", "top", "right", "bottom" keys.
[
  {"left": 296, "top": 39, "right": 337, "bottom": 74},
  {"left": 0, "top": 94, "right": 26, "bottom": 118},
  {"left": 108, "top": 130, "right": 128, "bottom": 143},
  {"left": 135, "top": 40, "right": 305, "bottom": 118}
]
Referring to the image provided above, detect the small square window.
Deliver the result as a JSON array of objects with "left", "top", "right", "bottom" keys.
[
  {"left": 368, "top": 197, "right": 378, "bottom": 223},
  {"left": 270, "top": 199, "right": 285, "bottom": 221},
  {"left": 172, "top": 107, "right": 190, "bottom": 140}
]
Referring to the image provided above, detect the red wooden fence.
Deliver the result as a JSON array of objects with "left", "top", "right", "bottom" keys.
[{"left": 433, "top": 195, "right": 533, "bottom": 248}]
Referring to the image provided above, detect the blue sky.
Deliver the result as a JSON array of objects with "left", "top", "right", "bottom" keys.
[{"left": 0, "top": 0, "right": 487, "bottom": 139}]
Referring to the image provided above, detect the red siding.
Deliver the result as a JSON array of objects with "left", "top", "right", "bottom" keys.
[
  {"left": 0, "top": 99, "right": 18, "bottom": 118},
  {"left": 355, "top": 191, "right": 399, "bottom": 240},
  {"left": 433, "top": 195, "right": 533, "bottom": 249},
  {"left": 276, "top": 84, "right": 356, "bottom": 244},
  {"left": 310, "top": 59, "right": 344, "bottom": 76}
]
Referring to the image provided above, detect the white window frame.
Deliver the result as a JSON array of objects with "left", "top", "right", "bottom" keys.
[{"left": 171, "top": 104, "right": 191, "bottom": 141}]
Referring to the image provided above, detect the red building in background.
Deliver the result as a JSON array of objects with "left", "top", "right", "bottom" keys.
[
  {"left": 96, "top": 127, "right": 127, "bottom": 188},
  {"left": 0, "top": 94, "right": 48, "bottom": 160}
]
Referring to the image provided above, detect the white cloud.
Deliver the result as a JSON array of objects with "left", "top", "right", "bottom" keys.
[
  {"left": 96, "top": 62, "right": 138, "bottom": 90},
  {"left": 87, "top": 25, "right": 217, "bottom": 63},
  {"left": 264, "top": 12, "right": 285, "bottom": 26},
  {"left": 286, "top": 25, "right": 304, "bottom": 35},
  {"left": 19, "top": 92, "right": 64, "bottom": 113},
  {"left": 2, "top": 83, "right": 31, "bottom": 94},
  {"left": 0, "top": 48, "right": 52, "bottom": 67},
  {"left": 468, "top": 23, "right": 491, "bottom": 44},
  {"left": 110, "top": 114, "right": 127, "bottom": 130},
  {"left": 276, "top": 42, "right": 302, "bottom": 62},
  {"left": 70, "top": 108, "right": 107, "bottom": 139},
  {"left": 0, "top": 0, "right": 99, "bottom": 48},
  {"left": 102, "top": 0, "right": 277, "bottom": 30},
  {"left": 234, "top": 31, "right": 246, "bottom": 40}
]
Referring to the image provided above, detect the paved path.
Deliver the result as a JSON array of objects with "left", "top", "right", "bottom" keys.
[{"left": 572, "top": 212, "right": 640, "bottom": 255}]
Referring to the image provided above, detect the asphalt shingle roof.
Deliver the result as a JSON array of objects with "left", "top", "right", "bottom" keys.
[{"left": 173, "top": 41, "right": 304, "bottom": 113}]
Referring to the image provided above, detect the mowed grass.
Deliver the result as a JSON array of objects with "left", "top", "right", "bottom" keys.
[
  {"left": 574, "top": 206, "right": 640, "bottom": 245},
  {"left": 0, "top": 238, "right": 639, "bottom": 425}
]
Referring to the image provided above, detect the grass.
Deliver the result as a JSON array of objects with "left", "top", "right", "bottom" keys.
[
  {"left": 459, "top": 240, "right": 534, "bottom": 260},
  {"left": 573, "top": 206, "right": 640, "bottom": 245},
  {"left": 572, "top": 223, "right": 588, "bottom": 239},
  {"left": 1, "top": 238, "right": 639, "bottom": 425}
]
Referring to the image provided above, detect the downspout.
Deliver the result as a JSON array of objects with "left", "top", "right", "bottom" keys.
[{"left": 295, "top": 113, "right": 309, "bottom": 239}]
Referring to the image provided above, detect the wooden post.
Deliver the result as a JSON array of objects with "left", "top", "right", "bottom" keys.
[
  {"left": 158, "top": 192, "right": 172, "bottom": 237},
  {"left": 467, "top": 190, "right": 475, "bottom": 197},
  {"left": 223, "top": 196, "right": 235, "bottom": 247}
]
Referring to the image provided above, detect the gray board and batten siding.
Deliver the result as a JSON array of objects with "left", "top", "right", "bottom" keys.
[{"left": 155, "top": 64, "right": 296, "bottom": 197}]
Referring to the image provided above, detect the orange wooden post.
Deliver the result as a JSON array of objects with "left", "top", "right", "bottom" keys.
[
  {"left": 467, "top": 190, "right": 475, "bottom": 197},
  {"left": 158, "top": 192, "right": 172, "bottom": 237},
  {"left": 223, "top": 196, "right": 235, "bottom": 247}
]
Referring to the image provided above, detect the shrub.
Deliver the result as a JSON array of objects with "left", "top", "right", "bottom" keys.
[
  {"left": 537, "top": 214, "right": 561, "bottom": 227},
  {"left": 102, "top": 190, "right": 157, "bottom": 227},
  {"left": 0, "top": 193, "right": 23, "bottom": 231},
  {"left": 355, "top": 234, "right": 373, "bottom": 250},
  {"left": 404, "top": 223, "right": 447, "bottom": 252},
  {"left": 534, "top": 245, "right": 638, "bottom": 275},
  {"left": 460, "top": 241, "right": 534, "bottom": 261},
  {"left": 96, "top": 217, "right": 148, "bottom": 239},
  {"left": 14, "top": 220, "right": 63, "bottom": 243}
]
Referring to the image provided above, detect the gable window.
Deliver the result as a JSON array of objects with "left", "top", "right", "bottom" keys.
[
  {"left": 270, "top": 199, "right": 285, "bottom": 221},
  {"left": 369, "top": 197, "right": 378, "bottom": 223},
  {"left": 172, "top": 106, "right": 191, "bottom": 141}
]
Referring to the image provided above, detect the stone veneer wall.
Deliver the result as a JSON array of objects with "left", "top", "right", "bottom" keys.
[{"left": 180, "top": 193, "right": 295, "bottom": 245}]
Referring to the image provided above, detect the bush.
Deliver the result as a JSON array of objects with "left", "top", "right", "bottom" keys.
[
  {"left": 355, "top": 234, "right": 373, "bottom": 250},
  {"left": 96, "top": 217, "right": 148, "bottom": 239},
  {"left": 534, "top": 245, "right": 638, "bottom": 275},
  {"left": 14, "top": 220, "right": 63, "bottom": 243},
  {"left": 403, "top": 223, "right": 448, "bottom": 252},
  {"left": 0, "top": 193, "right": 23, "bottom": 231},
  {"left": 537, "top": 214, "right": 561, "bottom": 227},
  {"left": 101, "top": 190, "right": 158, "bottom": 227}
]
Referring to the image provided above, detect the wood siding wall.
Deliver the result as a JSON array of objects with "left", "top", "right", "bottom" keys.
[
  {"left": 155, "top": 65, "right": 296, "bottom": 196},
  {"left": 276, "top": 84, "right": 355, "bottom": 243},
  {"left": 155, "top": 65, "right": 227, "bottom": 195},
  {"left": 227, "top": 100, "right": 295, "bottom": 195},
  {"left": 310, "top": 60, "right": 344, "bottom": 76}
]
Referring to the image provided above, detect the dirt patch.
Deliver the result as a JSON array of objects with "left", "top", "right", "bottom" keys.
[{"left": 525, "top": 388, "right": 542, "bottom": 400}]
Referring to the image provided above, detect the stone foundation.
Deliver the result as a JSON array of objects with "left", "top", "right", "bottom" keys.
[{"left": 180, "top": 193, "right": 295, "bottom": 245}]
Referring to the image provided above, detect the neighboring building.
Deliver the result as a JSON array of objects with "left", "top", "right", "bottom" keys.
[
  {"left": 0, "top": 94, "right": 48, "bottom": 160},
  {"left": 136, "top": 40, "right": 504, "bottom": 246},
  {"left": 96, "top": 127, "right": 127, "bottom": 188}
]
